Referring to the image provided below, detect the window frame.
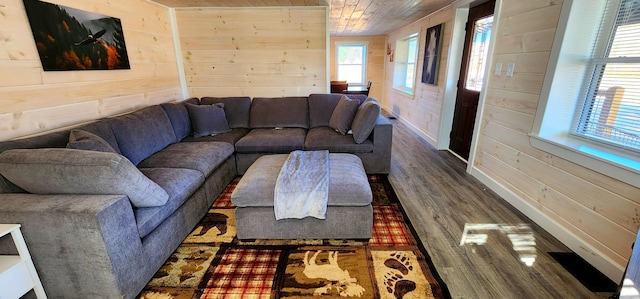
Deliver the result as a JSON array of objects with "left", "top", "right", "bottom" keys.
[
  {"left": 336, "top": 43, "right": 368, "bottom": 86},
  {"left": 530, "top": 0, "right": 640, "bottom": 188},
  {"left": 393, "top": 32, "right": 420, "bottom": 95}
]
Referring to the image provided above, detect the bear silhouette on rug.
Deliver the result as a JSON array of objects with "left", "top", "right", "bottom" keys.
[{"left": 193, "top": 213, "right": 228, "bottom": 236}]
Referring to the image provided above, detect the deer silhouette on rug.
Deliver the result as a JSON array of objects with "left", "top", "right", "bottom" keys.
[{"left": 302, "top": 250, "right": 366, "bottom": 297}]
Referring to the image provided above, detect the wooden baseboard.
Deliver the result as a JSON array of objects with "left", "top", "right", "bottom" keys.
[{"left": 382, "top": 108, "right": 439, "bottom": 147}]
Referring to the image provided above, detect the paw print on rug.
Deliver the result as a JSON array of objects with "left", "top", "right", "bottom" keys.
[
  {"left": 381, "top": 252, "right": 418, "bottom": 298},
  {"left": 383, "top": 272, "right": 416, "bottom": 299},
  {"left": 384, "top": 252, "right": 413, "bottom": 275}
]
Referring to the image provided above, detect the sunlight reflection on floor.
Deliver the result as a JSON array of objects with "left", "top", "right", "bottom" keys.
[
  {"left": 621, "top": 278, "right": 640, "bottom": 298},
  {"left": 460, "top": 223, "right": 537, "bottom": 267}
]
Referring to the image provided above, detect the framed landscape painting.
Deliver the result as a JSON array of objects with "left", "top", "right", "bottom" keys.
[
  {"left": 421, "top": 23, "right": 443, "bottom": 85},
  {"left": 23, "top": 0, "right": 130, "bottom": 71}
]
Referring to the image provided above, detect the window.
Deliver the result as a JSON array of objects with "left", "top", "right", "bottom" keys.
[
  {"left": 393, "top": 33, "right": 419, "bottom": 94},
  {"left": 465, "top": 16, "right": 494, "bottom": 91},
  {"left": 531, "top": 0, "right": 640, "bottom": 188},
  {"left": 572, "top": 0, "right": 640, "bottom": 152},
  {"left": 337, "top": 43, "right": 367, "bottom": 85}
]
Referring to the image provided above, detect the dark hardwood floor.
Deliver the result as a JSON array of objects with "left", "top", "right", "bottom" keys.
[{"left": 387, "top": 117, "right": 615, "bottom": 298}]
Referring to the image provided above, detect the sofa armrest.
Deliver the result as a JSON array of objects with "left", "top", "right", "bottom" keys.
[
  {"left": 0, "top": 193, "right": 143, "bottom": 298},
  {"left": 372, "top": 115, "right": 392, "bottom": 155},
  {"left": 366, "top": 114, "right": 393, "bottom": 173}
]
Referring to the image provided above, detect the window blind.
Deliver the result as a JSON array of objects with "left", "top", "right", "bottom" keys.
[{"left": 574, "top": 0, "right": 640, "bottom": 152}]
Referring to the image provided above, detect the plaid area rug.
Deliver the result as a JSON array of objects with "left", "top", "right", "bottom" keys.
[{"left": 138, "top": 176, "right": 451, "bottom": 299}]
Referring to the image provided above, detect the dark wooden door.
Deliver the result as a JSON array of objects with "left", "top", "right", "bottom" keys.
[{"left": 449, "top": 0, "right": 495, "bottom": 160}]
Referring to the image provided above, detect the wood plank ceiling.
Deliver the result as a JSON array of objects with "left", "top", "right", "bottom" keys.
[{"left": 148, "top": 0, "right": 456, "bottom": 36}]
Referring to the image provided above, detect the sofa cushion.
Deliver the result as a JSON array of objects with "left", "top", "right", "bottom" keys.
[
  {"left": 250, "top": 97, "right": 309, "bottom": 128},
  {"left": 138, "top": 141, "right": 234, "bottom": 177},
  {"left": 135, "top": 167, "right": 204, "bottom": 238},
  {"left": 0, "top": 148, "right": 169, "bottom": 207},
  {"left": 308, "top": 94, "right": 369, "bottom": 128},
  {"left": 201, "top": 97, "right": 251, "bottom": 128},
  {"left": 75, "top": 121, "right": 122, "bottom": 154},
  {"left": 351, "top": 100, "right": 381, "bottom": 144},
  {"left": 161, "top": 98, "right": 198, "bottom": 141},
  {"left": 107, "top": 105, "right": 177, "bottom": 165},
  {"left": 0, "top": 131, "right": 70, "bottom": 154},
  {"left": 235, "top": 128, "right": 306, "bottom": 153},
  {"left": 186, "top": 103, "right": 231, "bottom": 138},
  {"left": 67, "top": 130, "right": 117, "bottom": 153},
  {"left": 0, "top": 130, "right": 71, "bottom": 194},
  {"left": 182, "top": 128, "right": 250, "bottom": 145},
  {"left": 329, "top": 95, "right": 360, "bottom": 135},
  {"left": 308, "top": 93, "right": 343, "bottom": 128},
  {"left": 305, "top": 127, "right": 373, "bottom": 153}
]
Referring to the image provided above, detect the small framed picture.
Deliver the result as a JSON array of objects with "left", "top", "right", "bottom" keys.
[{"left": 421, "top": 23, "right": 443, "bottom": 85}]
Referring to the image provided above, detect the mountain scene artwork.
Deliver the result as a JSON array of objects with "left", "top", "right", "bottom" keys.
[{"left": 23, "top": 0, "right": 131, "bottom": 71}]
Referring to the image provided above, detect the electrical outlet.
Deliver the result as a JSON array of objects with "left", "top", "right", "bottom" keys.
[
  {"left": 494, "top": 62, "right": 502, "bottom": 76},
  {"left": 506, "top": 63, "right": 515, "bottom": 77}
]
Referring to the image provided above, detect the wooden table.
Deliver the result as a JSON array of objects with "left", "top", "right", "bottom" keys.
[{"left": 341, "top": 86, "right": 369, "bottom": 95}]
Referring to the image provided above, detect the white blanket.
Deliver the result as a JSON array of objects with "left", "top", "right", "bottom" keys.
[{"left": 274, "top": 150, "right": 329, "bottom": 220}]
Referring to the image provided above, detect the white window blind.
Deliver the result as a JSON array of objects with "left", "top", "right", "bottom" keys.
[{"left": 573, "top": 0, "right": 640, "bottom": 152}]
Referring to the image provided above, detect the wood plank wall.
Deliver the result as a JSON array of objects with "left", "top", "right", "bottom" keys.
[
  {"left": 382, "top": 0, "right": 640, "bottom": 279},
  {"left": 329, "top": 35, "right": 385, "bottom": 100},
  {"left": 474, "top": 0, "right": 639, "bottom": 277},
  {"left": 175, "top": 7, "right": 328, "bottom": 98},
  {"left": 0, "top": 0, "right": 182, "bottom": 141},
  {"left": 383, "top": 7, "right": 453, "bottom": 145}
]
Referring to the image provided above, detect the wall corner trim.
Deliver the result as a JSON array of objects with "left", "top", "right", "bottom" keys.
[{"left": 169, "top": 8, "right": 188, "bottom": 99}]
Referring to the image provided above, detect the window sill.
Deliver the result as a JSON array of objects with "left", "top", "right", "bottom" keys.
[
  {"left": 393, "top": 86, "right": 414, "bottom": 96},
  {"left": 529, "top": 133, "right": 640, "bottom": 188}
]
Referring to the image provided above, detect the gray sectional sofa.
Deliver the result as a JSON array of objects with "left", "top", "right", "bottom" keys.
[{"left": 0, "top": 93, "right": 392, "bottom": 298}]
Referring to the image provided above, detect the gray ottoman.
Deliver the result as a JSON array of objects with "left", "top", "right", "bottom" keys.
[{"left": 231, "top": 153, "right": 373, "bottom": 239}]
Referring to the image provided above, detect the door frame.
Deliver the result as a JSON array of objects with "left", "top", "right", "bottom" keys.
[{"left": 437, "top": 0, "right": 503, "bottom": 171}]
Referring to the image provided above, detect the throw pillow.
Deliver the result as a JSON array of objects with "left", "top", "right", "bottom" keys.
[
  {"left": 67, "top": 129, "right": 117, "bottom": 153},
  {"left": 0, "top": 148, "right": 169, "bottom": 208},
  {"left": 363, "top": 96, "right": 378, "bottom": 105},
  {"left": 351, "top": 100, "right": 381, "bottom": 144},
  {"left": 329, "top": 95, "right": 360, "bottom": 135},
  {"left": 185, "top": 103, "right": 231, "bottom": 138},
  {"left": 0, "top": 174, "right": 25, "bottom": 193}
]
